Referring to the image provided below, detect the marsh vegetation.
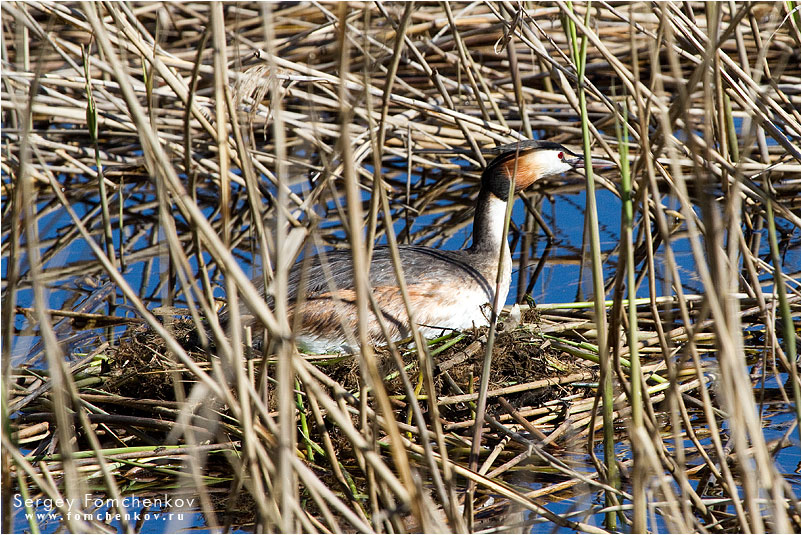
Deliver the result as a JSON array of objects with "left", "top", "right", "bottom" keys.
[{"left": 2, "top": 1, "right": 800, "bottom": 533}]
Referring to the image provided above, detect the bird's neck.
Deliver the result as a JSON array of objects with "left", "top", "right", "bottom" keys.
[{"left": 469, "top": 188, "right": 511, "bottom": 254}]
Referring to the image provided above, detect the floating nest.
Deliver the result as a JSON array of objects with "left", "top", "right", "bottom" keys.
[
  {"left": 106, "top": 313, "right": 593, "bottom": 422},
  {"left": 108, "top": 320, "right": 204, "bottom": 401}
]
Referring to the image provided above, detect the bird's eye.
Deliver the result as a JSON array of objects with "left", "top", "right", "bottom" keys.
[{"left": 557, "top": 151, "right": 564, "bottom": 160}]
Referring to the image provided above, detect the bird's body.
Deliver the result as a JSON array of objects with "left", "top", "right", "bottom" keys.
[
  {"left": 286, "top": 238, "right": 510, "bottom": 353},
  {"left": 234, "top": 141, "right": 612, "bottom": 353}
]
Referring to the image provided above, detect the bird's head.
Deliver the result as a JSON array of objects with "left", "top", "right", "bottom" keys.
[{"left": 482, "top": 141, "right": 615, "bottom": 200}]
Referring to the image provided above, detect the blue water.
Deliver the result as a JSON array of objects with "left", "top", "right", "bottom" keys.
[{"left": 5, "top": 157, "right": 800, "bottom": 533}]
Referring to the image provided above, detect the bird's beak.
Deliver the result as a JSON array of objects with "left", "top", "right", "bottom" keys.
[{"left": 566, "top": 155, "right": 617, "bottom": 170}]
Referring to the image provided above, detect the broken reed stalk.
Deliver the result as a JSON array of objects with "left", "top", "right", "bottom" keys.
[{"left": 2, "top": 2, "right": 800, "bottom": 534}]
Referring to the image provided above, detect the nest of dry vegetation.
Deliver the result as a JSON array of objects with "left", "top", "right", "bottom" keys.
[{"left": 2, "top": 2, "right": 800, "bottom": 534}]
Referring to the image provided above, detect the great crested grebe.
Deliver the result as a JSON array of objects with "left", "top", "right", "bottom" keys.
[{"left": 234, "top": 140, "right": 613, "bottom": 353}]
